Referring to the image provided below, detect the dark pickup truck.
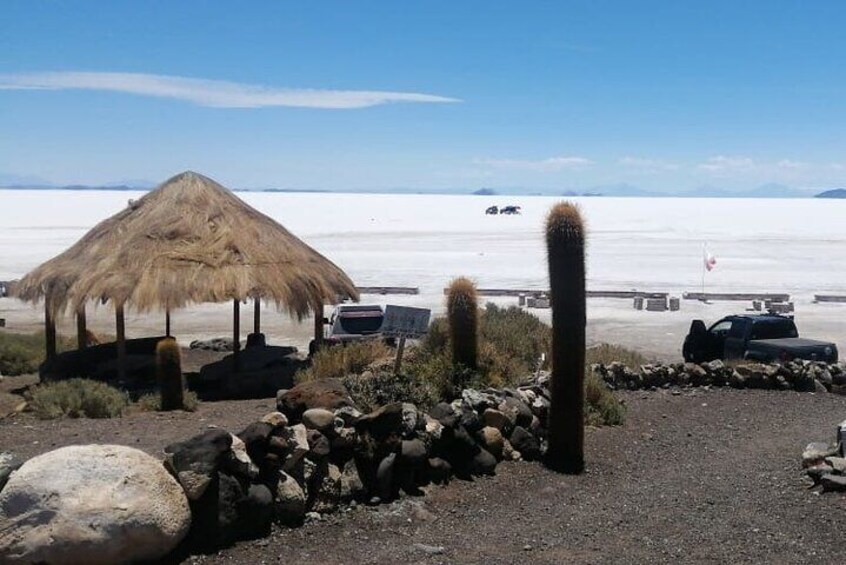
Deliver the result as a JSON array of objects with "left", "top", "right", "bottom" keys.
[{"left": 683, "top": 314, "right": 838, "bottom": 364}]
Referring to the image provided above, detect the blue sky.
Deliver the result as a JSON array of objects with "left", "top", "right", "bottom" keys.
[{"left": 1, "top": 1, "right": 845, "bottom": 193}]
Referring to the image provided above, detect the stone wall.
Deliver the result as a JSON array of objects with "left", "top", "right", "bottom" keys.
[{"left": 593, "top": 360, "right": 846, "bottom": 394}]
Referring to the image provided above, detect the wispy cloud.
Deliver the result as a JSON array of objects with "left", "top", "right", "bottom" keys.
[
  {"left": 776, "top": 159, "right": 806, "bottom": 170},
  {"left": 475, "top": 156, "right": 593, "bottom": 172},
  {"left": 0, "top": 71, "right": 461, "bottom": 109},
  {"left": 698, "top": 155, "right": 756, "bottom": 173},
  {"left": 618, "top": 156, "right": 679, "bottom": 172}
]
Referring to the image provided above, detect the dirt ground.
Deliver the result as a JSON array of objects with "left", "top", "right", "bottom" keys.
[{"left": 1, "top": 376, "right": 844, "bottom": 564}]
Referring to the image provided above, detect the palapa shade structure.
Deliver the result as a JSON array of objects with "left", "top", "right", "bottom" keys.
[{"left": 16, "top": 171, "right": 358, "bottom": 374}]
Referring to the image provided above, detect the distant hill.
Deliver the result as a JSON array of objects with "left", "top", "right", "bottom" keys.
[
  {"left": 815, "top": 188, "right": 846, "bottom": 199},
  {"left": 472, "top": 188, "right": 497, "bottom": 195}
]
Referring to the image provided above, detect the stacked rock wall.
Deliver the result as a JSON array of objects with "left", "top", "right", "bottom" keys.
[{"left": 594, "top": 360, "right": 846, "bottom": 394}]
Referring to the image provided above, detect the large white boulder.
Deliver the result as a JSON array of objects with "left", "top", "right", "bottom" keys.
[{"left": 0, "top": 444, "right": 191, "bottom": 564}]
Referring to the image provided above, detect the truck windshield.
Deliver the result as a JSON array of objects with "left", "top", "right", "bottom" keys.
[
  {"left": 749, "top": 319, "right": 798, "bottom": 340},
  {"left": 338, "top": 314, "right": 383, "bottom": 334}
]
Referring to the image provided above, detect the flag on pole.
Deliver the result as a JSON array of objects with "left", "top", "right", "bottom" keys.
[{"left": 703, "top": 247, "right": 716, "bottom": 271}]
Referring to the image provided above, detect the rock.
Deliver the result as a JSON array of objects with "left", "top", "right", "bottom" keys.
[
  {"left": 806, "top": 463, "right": 833, "bottom": 485},
  {"left": 309, "top": 463, "right": 342, "bottom": 514},
  {"left": 423, "top": 414, "right": 444, "bottom": 440},
  {"left": 824, "top": 456, "right": 846, "bottom": 474},
  {"left": 459, "top": 405, "right": 483, "bottom": 433},
  {"left": 164, "top": 428, "right": 233, "bottom": 500},
  {"left": 190, "top": 337, "right": 234, "bottom": 351},
  {"left": 400, "top": 439, "right": 428, "bottom": 466},
  {"left": 429, "top": 402, "right": 459, "bottom": 428},
  {"left": 0, "top": 451, "right": 23, "bottom": 493},
  {"left": 277, "top": 378, "right": 356, "bottom": 422},
  {"left": 482, "top": 408, "right": 511, "bottom": 433},
  {"left": 237, "top": 421, "right": 274, "bottom": 463},
  {"left": 275, "top": 471, "right": 306, "bottom": 525},
  {"left": 306, "top": 429, "right": 331, "bottom": 459},
  {"left": 377, "top": 453, "right": 397, "bottom": 500},
  {"left": 510, "top": 426, "right": 541, "bottom": 461},
  {"left": 282, "top": 424, "right": 310, "bottom": 472},
  {"left": 340, "top": 460, "right": 366, "bottom": 500},
  {"left": 413, "top": 543, "right": 445, "bottom": 555},
  {"left": 530, "top": 395, "right": 550, "bottom": 421},
  {"left": 0, "top": 445, "right": 190, "bottom": 564},
  {"left": 215, "top": 472, "right": 245, "bottom": 544},
  {"left": 803, "top": 442, "right": 839, "bottom": 468},
  {"left": 356, "top": 403, "right": 404, "bottom": 441},
  {"left": 334, "top": 405, "right": 363, "bottom": 425},
  {"left": 500, "top": 397, "right": 534, "bottom": 429},
  {"left": 462, "top": 388, "right": 495, "bottom": 412},
  {"left": 477, "top": 426, "right": 505, "bottom": 460},
  {"left": 302, "top": 408, "right": 336, "bottom": 432},
  {"left": 471, "top": 448, "right": 497, "bottom": 475},
  {"left": 502, "top": 439, "right": 518, "bottom": 461},
  {"left": 240, "top": 483, "right": 273, "bottom": 538},
  {"left": 704, "top": 359, "right": 724, "bottom": 373},
  {"left": 226, "top": 433, "right": 259, "bottom": 480},
  {"left": 401, "top": 403, "right": 421, "bottom": 437},
  {"left": 260, "top": 411, "right": 289, "bottom": 428},
  {"left": 427, "top": 457, "right": 452, "bottom": 484},
  {"left": 820, "top": 473, "right": 846, "bottom": 492}
]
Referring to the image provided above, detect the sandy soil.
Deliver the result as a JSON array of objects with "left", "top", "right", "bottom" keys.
[{"left": 1, "top": 379, "right": 844, "bottom": 564}]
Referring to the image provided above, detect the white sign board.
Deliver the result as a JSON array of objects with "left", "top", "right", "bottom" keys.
[{"left": 381, "top": 305, "right": 431, "bottom": 338}]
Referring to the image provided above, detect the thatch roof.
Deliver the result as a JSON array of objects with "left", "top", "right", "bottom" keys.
[{"left": 16, "top": 171, "right": 358, "bottom": 318}]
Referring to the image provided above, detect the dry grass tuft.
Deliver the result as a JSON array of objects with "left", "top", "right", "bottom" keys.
[{"left": 296, "top": 340, "right": 392, "bottom": 382}]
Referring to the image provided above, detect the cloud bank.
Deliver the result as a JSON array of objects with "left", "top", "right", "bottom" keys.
[
  {"left": 476, "top": 156, "right": 593, "bottom": 172},
  {"left": 0, "top": 71, "right": 461, "bottom": 109}
]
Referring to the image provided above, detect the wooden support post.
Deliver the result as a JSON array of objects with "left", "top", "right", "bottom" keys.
[
  {"left": 393, "top": 336, "right": 407, "bottom": 376},
  {"left": 253, "top": 298, "right": 261, "bottom": 334},
  {"left": 45, "top": 303, "right": 57, "bottom": 362},
  {"left": 313, "top": 303, "right": 324, "bottom": 351},
  {"left": 165, "top": 309, "right": 171, "bottom": 337},
  {"left": 115, "top": 304, "right": 126, "bottom": 382},
  {"left": 233, "top": 299, "right": 241, "bottom": 371},
  {"left": 76, "top": 306, "right": 87, "bottom": 350}
]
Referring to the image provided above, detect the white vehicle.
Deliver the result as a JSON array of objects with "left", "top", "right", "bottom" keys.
[{"left": 309, "top": 304, "right": 388, "bottom": 355}]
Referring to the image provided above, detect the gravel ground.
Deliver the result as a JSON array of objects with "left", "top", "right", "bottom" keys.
[{"left": 1, "top": 381, "right": 844, "bottom": 564}]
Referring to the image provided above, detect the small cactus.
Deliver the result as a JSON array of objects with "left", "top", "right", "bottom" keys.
[
  {"left": 544, "top": 202, "right": 586, "bottom": 474},
  {"left": 446, "top": 277, "right": 479, "bottom": 372},
  {"left": 156, "top": 337, "right": 185, "bottom": 411}
]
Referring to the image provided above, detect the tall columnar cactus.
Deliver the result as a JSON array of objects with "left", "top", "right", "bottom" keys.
[
  {"left": 446, "top": 277, "right": 479, "bottom": 372},
  {"left": 544, "top": 202, "right": 586, "bottom": 474},
  {"left": 156, "top": 337, "right": 185, "bottom": 411}
]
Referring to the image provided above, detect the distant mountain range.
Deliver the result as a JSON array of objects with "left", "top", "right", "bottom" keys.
[
  {"left": 815, "top": 188, "right": 846, "bottom": 198},
  {"left": 0, "top": 175, "right": 838, "bottom": 199}
]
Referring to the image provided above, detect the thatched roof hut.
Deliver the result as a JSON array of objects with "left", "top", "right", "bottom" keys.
[
  {"left": 18, "top": 171, "right": 358, "bottom": 316},
  {"left": 16, "top": 171, "right": 358, "bottom": 371}
]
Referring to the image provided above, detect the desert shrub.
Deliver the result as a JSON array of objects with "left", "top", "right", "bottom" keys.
[
  {"left": 137, "top": 390, "right": 199, "bottom": 412},
  {"left": 29, "top": 378, "right": 128, "bottom": 419},
  {"left": 414, "top": 304, "right": 551, "bottom": 390},
  {"left": 586, "top": 343, "right": 648, "bottom": 368},
  {"left": 584, "top": 372, "right": 626, "bottom": 426},
  {"left": 296, "top": 340, "right": 391, "bottom": 382},
  {"left": 0, "top": 331, "right": 74, "bottom": 376},
  {"left": 342, "top": 369, "right": 443, "bottom": 413},
  {"left": 480, "top": 303, "right": 551, "bottom": 372}
]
